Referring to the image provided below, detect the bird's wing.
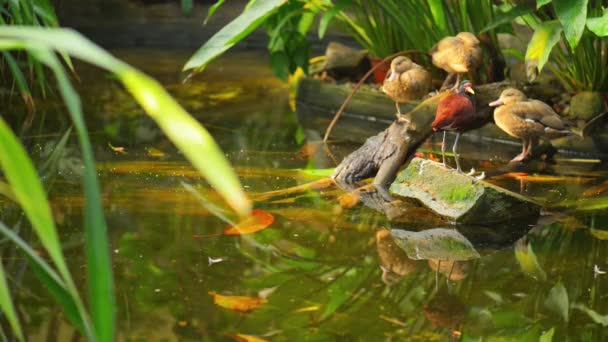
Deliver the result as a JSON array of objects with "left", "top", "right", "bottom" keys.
[
  {"left": 432, "top": 94, "right": 475, "bottom": 130},
  {"left": 511, "top": 100, "right": 565, "bottom": 129}
]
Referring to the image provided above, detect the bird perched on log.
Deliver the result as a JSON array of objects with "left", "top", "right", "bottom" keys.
[
  {"left": 381, "top": 56, "right": 432, "bottom": 122},
  {"left": 430, "top": 32, "right": 481, "bottom": 91},
  {"left": 489, "top": 88, "right": 579, "bottom": 162},
  {"left": 432, "top": 81, "right": 479, "bottom": 172}
]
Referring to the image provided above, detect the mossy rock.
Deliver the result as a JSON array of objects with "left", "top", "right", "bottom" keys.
[{"left": 389, "top": 158, "right": 540, "bottom": 223}]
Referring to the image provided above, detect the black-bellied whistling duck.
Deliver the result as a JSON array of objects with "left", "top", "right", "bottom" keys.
[
  {"left": 489, "top": 88, "right": 576, "bottom": 162},
  {"left": 432, "top": 81, "right": 478, "bottom": 172},
  {"left": 430, "top": 32, "right": 481, "bottom": 91},
  {"left": 381, "top": 56, "right": 432, "bottom": 122}
]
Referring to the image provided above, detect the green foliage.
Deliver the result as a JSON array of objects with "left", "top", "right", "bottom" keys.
[
  {"left": 495, "top": 0, "right": 608, "bottom": 91},
  {"left": 186, "top": 0, "right": 503, "bottom": 80}
]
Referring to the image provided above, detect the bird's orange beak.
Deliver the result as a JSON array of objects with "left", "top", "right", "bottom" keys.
[{"left": 489, "top": 99, "right": 504, "bottom": 107}]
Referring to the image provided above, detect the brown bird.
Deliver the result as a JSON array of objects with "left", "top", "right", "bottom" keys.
[
  {"left": 489, "top": 88, "right": 577, "bottom": 162},
  {"left": 381, "top": 56, "right": 432, "bottom": 122},
  {"left": 432, "top": 81, "right": 478, "bottom": 172},
  {"left": 430, "top": 32, "right": 482, "bottom": 91}
]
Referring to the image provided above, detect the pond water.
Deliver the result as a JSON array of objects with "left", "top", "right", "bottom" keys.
[{"left": 9, "top": 49, "right": 608, "bottom": 341}]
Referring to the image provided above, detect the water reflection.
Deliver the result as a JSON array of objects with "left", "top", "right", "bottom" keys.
[{"left": 5, "top": 50, "right": 608, "bottom": 341}]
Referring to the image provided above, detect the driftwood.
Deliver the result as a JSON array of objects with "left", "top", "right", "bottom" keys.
[{"left": 331, "top": 81, "right": 559, "bottom": 185}]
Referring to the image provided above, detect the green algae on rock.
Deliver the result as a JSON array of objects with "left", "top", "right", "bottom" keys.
[{"left": 389, "top": 158, "right": 540, "bottom": 223}]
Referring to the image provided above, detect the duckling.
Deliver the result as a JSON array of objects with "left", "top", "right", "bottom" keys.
[
  {"left": 381, "top": 56, "right": 432, "bottom": 122},
  {"left": 430, "top": 32, "right": 482, "bottom": 91},
  {"left": 489, "top": 88, "right": 575, "bottom": 162}
]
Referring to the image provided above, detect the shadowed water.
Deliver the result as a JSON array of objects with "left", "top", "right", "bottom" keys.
[{"left": 6, "top": 49, "right": 608, "bottom": 341}]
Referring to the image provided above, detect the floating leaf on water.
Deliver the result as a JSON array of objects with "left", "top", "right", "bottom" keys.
[
  {"left": 227, "top": 333, "right": 268, "bottom": 342},
  {"left": 208, "top": 291, "right": 267, "bottom": 312},
  {"left": 223, "top": 209, "right": 274, "bottom": 235},
  {"left": 544, "top": 282, "right": 569, "bottom": 322},
  {"left": 146, "top": 147, "right": 166, "bottom": 158},
  {"left": 514, "top": 239, "right": 547, "bottom": 281},
  {"left": 379, "top": 315, "right": 407, "bottom": 327},
  {"left": 337, "top": 191, "right": 360, "bottom": 209},
  {"left": 294, "top": 305, "right": 319, "bottom": 313},
  {"left": 108, "top": 142, "right": 126, "bottom": 154},
  {"left": 572, "top": 303, "right": 608, "bottom": 326},
  {"left": 582, "top": 181, "right": 608, "bottom": 197},
  {"left": 390, "top": 228, "right": 480, "bottom": 261}
]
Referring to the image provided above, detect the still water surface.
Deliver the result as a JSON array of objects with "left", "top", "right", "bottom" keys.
[{"left": 13, "top": 50, "right": 608, "bottom": 341}]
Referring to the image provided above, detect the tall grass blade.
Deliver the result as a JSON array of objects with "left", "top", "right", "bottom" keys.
[
  {"left": 33, "top": 49, "right": 114, "bottom": 342},
  {"left": 0, "top": 262, "right": 24, "bottom": 341},
  {"left": 0, "top": 116, "right": 94, "bottom": 339}
]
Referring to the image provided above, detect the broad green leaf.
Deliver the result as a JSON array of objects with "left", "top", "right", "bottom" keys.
[
  {"left": 553, "top": 0, "right": 588, "bottom": 49},
  {"left": 525, "top": 20, "right": 562, "bottom": 81},
  {"left": 587, "top": 10, "right": 608, "bottom": 37},
  {"left": 514, "top": 239, "right": 546, "bottom": 281},
  {"left": 480, "top": 3, "right": 536, "bottom": 33},
  {"left": 544, "top": 282, "right": 569, "bottom": 322},
  {"left": 319, "top": 0, "right": 351, "bottom": 39},
  {"left": 204, "top": 0, "right": 226, "bottom": 25},
  {"left": 573, "top": 303, "right": 608, "bottom": 326},
  {"left": 183, "top": 0, "right": 286, "bottom": 72},
  {"left": 0, "top": 262, "right": 24, "bottom": 341},
  {"left": 540, "top": 327, "right": 555, "bottom": 342}
]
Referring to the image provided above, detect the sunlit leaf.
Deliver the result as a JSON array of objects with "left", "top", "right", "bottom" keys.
[
  {"left": 540, "top": 327, "right": 555, "bottom": 342},
  {"left": 227, "top": 333, "right": 268, "bottom": 342},
  {"left": 572, "top": 303, "right": 608, "bottom": 326},
  {"left": 553, "top": 0, "right": 588, "bottom": 49},
  {"left": 537, "top": 0, "right": 551, "bottom": 7},
  {"left": 208, "top": 291, "right": 267, "bottom": 312},
  {"left": 586, "top": 10, "right": 608, "bottom": 37},
  {"left": 514, "top": 239, "right": 546, "bottom": 281},
  {"left": 525, "top": 21, "right": 562, "bottom": 81},
  {"left": 184, "top": 0, "right": 286, "bottom": 72},
  {"left": 544, "top": 282, "right": 569, "bottom": 322},
  {"left": 223, "top": 209, "right": 274, "bottom": 235}
]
